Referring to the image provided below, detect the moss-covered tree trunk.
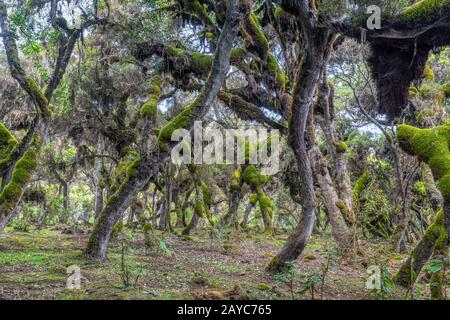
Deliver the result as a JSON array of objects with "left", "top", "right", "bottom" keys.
[
  {"left": 0, "top": 0, "right": 82, "bottom": 230},
  {"left": 268, "top": 3, "right": 336, "bottom": 271},
  {"left": 310, "top": 145, "right": 353, "bottom": 254},
  {"left": 85, "top": 161, "right": 153, "bottom": 260},
  {"left": 85, "top": 0, "right": 244, "bottom": 260},
  {"left": 240, "top": 202, "right": 255, "bottom": 229},
  {"left": 421, "top": 163, "right": 443, "bottom": 210},
  {"left": 221, "top": 167, "right": 244, "bottom": 229},
  {"left": 394, "top": 123, "right": 450, "bottom": 298},
  {"left": 316, "top": 78, "right": 356, "bottom": 225}
]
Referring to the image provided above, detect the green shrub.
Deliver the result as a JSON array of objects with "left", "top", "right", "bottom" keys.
[{"left": 11, "top": 218, "right": 31, "bottom": 232}]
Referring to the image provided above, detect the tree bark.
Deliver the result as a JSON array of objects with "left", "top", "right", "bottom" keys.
[
  {"left": 268, "top": 12, "right": 335, "bottom": 271},
  {"left": 310, "top": 145, "right": 353, "bottom": 254},
  {"left": 85, "top": 0, "right": 244, "bottom": 260}
]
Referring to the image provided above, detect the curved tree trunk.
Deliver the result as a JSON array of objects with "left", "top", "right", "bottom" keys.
[
  {"left": 240, "top": 203, "right": 254, "bottom": 229},
  {"left": 0, "top": 0, "right": 81, "bottom": 231},
  {"left": 310, "top": 145, "right": 353, "bottom": 254},
  {"left": 85, "top": 0, "right": 244, "bottom": 260},
  {"left": 267, "top": 18, "right": 335, "bottom": 271}
]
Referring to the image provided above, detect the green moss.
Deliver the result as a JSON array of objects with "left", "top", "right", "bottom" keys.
[
  {"left": 273, "top": 5, "right": 286, "bottom": 19},
  {"left": 194, "top": 200, "right": 204, "bottom": 217},
  {"left": 335, "top": 140, "right": 348, "bottom": 153},
  {"left": 231, "top": 168, "right": 242, "bottom": 191},
  {"left": 399, "top": 0, "right": 450, "bottom": 25},
  {"left": 111, "top": 221, "right": 123, "bottom": 237},
  {"left": 230, "top": 48, "right": 247, "bottom": 63},
  {"left": 397, "top": 123, "right": 450, "bottom": 201},
  {"left": 409, "top": 87, "right": 419, "bottom": 95},
  {"left": 441, "top": 83, "right": 450, "bottom": 98},
  {"left": 0, "top": 123, "right": 18, "bottom": 171},
  {"left": 249, "top": 193, "right": 258, "bottom": 205},
  {"left": 247, "top": 13, "right": 269, "bottom": 54},
  {"left": 268, "top": 54, "right": 287, "bottom": 91},
  {"left": 166, "top": 46, "right": 185, "bottom": 58},
  {"left": 266, "top": 255, "right": 279, "bottom": 271},
  {"left": 243, "top": 166, "right": 261, "bottom": 187},
  {"left": 200, "top": 181, "right": 212, "bottom": 207},
  {"left": 336, "top": 199, "right": 354, "bottom": 223},
  {"left": 158, "top": 98, "right": 201, "bottom": 151},
  {"left": 140, "top": 75, "right": 162, "bottom": 119},
  {"left": 191, "top": 52, "right": 213, "bottom": 75},
  {"left": 25, "top": 77, "right": 50, "bottom": 116},
  {"left": 437, "top": 174, "right": 450, "bottom": 199},
  {"left": 424, "top": 65, "right": 435, "bottom": 81},
  {"left": 140, "top": 99, "right": 158, "bottom": 118},
  {"left": 258, "top": 193, "right": 272, "bottom": 210},
  {"left": 190, "top": 0, "right": 215, "bottom": 29},
  {"left": 353, "top": 171, "right": 369, "bottom": 208},
  {"left": 258, "top": 283, "right": 272, "bottom": 291},
  {"left": 0, "top": 135, "right": 41, "bottom": 214}
]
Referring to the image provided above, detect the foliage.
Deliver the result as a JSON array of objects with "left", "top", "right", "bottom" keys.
[
  {"left": 115, "top": 236, "right": 147, "bottom": 289},
  {"left": 11, "top": 218, "right": 31, "bottom": 232}
]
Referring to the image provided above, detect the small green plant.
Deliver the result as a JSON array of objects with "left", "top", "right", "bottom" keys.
[
  {"left": 156, "top": 235, "right": 172, "bottom": 257},
  {"left": 368, "top": 263, "right": 396, "bottom": 300},
  {"left": 318, "top": 247, "right": 339, "bottom": 299},
  {"left": 11, "top": 218, "right": 31, "bottom": 232},
  {"left": 275, "top": 261, "right": 326, "bottom": 300},
  {"left": 115, "top": 237, "right": 146, "bottom": 289},
  {"left": 274, "top": 261, "right": 299, "bottom": 300}
]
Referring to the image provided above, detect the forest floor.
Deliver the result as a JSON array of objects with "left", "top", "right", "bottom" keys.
[{"left": 0, "top": 225, "right": 436, "bottom": 300}]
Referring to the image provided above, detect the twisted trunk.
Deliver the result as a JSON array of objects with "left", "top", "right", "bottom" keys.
[{"left": 85, "top": 0, "right": 244, "bottom": 260}]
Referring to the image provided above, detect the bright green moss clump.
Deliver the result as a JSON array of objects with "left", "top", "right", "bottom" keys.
[
  {"left": 353, "top": 171, "right": 369, "bottom": 208},
  {"left": 424, "top": 65, "right": 435, "bottom": 81},
  {"left": 191, "top": 52, "right": 213, "bottom": 75},
  {"left": 0, "top": 135, "right": 41, "bottom": 215},
  {"left": 0, "top": 123, "right": 18, "bottom": 171},
  {"left": 399, "top": 0, "right": 450, "bottom": 25},
  {"left": 243, "top": 166, "right": 262, "bottom": 186},
  {"left": 335, "top": 140, "right": 348, "bottom": 154},
  {"left": 397, "top": 123, "right": 450, "bottom": 200},
  {"left": 395, "top": 209, "right": 446, "bottom": 286},
  {"left": 158, "top": 99, "right": 200, "bottom": 151},
  {"left": 231, "top": 167, "right": 242, "bottom": 191},
  {"left": 140, "top": 75, "right": 161, "bottom": 119},
  {"left": 441, "top": 83, "right": 450, "bottom": 98},
  {"left": 242, "top": 165, "right": 273, "bottom": 233},
  {"left": 25, "top": 77, "right": 50, "bottom": 117},
  {"left": 245, "top": 13, "right": 269, "bottom": 57},
  {"left": 268, "top": 54, "right": 287, "bottom": 91}
]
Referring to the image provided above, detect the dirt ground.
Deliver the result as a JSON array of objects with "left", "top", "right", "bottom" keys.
[{"left": 0, "top": 225, "right": 435, "bottom": 300}]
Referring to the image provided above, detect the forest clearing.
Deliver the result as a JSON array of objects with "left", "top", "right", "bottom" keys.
[
  {"left": 0, "top": 226, "right": 420, "bottom": 300},
  {"left": 0, "top": 0, "right": 449, "bottom": 303}
]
